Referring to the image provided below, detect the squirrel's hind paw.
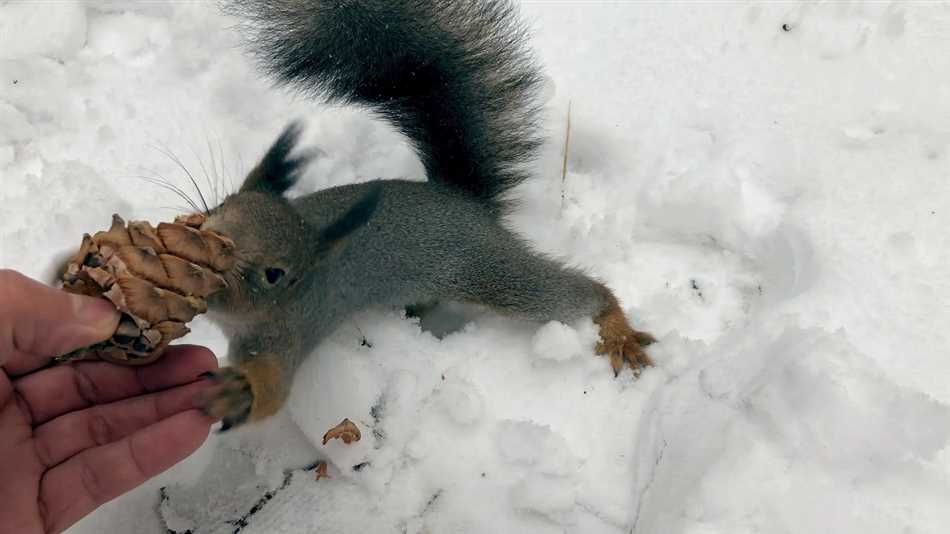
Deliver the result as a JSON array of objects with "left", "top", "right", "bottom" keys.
[
  {"left": 597, "top": 335, "right": 654, "bottom": 377},
  {"left": 595, "top": 304, "right": 655, "bottom": 377}
]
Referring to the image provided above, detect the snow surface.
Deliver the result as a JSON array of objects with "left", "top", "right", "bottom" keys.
[{"left": 2, "top": 1, "right": 949, "bottom": 533}]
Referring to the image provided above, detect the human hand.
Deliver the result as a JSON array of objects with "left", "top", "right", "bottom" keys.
[{"left": 0, "top": 270, "right": 218, "bottom": 534}]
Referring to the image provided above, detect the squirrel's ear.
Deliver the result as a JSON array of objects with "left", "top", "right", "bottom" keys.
[
  {"left": 240, "top": 121, "right": 313, "bottom": 196},
  {"left": 316, "top": 184, "right": 382, "bottom": 257}
]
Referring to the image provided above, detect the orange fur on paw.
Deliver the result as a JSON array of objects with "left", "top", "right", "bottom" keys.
[
  {"left": 594, "top": 297, "right": 655, "bottom": 377},
  {"left": 240, "top": 355, "right": 287, "bottom": 422},
  {"left": 200, "top": 354, "right": 287, "bottom": 430}
]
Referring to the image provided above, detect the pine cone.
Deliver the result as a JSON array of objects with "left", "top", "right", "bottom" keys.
[{"left": 59, "top": 213, "right": 236, "bottom": 365}]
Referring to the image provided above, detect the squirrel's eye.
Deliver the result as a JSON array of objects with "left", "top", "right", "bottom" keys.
[{"left": 264, "top": 267, "right": 286, "bottom": 285}]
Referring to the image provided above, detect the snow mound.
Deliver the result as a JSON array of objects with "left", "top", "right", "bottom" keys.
[
  {"left": 0, "top": 3, "right": 87, "bottom": 61},
  {"left": 634, "top": 328, "right": 950, "bottom": 533},
  {"left": 531, "top": 320, "right": 598, "bottom": 363}
]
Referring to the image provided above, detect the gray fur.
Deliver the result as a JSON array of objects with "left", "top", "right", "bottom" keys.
[{"left": 205, "top": 179, "right": 608, "bottom": 386}]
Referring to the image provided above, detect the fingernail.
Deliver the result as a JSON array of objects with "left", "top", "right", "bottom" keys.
[{"left": 70, "top": 294, "right": 119, "bottom": 332}]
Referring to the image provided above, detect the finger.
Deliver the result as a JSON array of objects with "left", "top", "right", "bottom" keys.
[
  {"left": 0, "top": 270, "right": 119, "bottom": 375},
  {"left": 33, "top": 380, "right": 212, "bottom": 469},
  {"left": 39, "top": 409, "right": 212, "bottom": 534},
  {"left": 14, "top": 345, "right": 217, "bottom": 424}
]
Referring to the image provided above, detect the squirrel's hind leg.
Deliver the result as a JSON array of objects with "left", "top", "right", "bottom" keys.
[{"left": 449, "top": 244, "right": 655, "bottom": 376}]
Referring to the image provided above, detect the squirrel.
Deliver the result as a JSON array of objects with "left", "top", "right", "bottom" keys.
[{"left": 198, "top": 0, "right": 656, "bottom": 430}]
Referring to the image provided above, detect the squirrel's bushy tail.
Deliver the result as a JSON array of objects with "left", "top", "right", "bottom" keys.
[{"left": 227, "top": 0, "right": 544, "bottom": 206}]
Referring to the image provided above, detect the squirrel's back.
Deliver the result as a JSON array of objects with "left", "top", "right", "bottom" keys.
[{"left": 228, "top": 0, "right": 544, "bottom": 208}]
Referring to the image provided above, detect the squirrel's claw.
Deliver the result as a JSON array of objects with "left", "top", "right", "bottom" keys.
[
  {"left": 198, "top": 366, "right": 254, "bottom": 431},
  {"left": 595, "top": 303, "right": 655, "bottom": 377},
  {"left": 599, "top": 335, "right": 653, "bottom": 378}
]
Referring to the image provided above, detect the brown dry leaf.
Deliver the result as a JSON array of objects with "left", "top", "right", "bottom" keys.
[
  {"left": 322, "top": 418, "right": 361, "bottom": 445},
  {"left": 58, "top": 213, "right": 234, "bottom": 366}
]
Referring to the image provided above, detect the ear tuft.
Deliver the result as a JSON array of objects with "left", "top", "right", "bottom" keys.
[{"left": 240, "top": 121, "right": 313, "bottom": 195}]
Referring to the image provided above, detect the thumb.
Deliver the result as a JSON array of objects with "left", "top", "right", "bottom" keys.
[{"left": 0, "top": 269, "right": 119, "bottom": 374}]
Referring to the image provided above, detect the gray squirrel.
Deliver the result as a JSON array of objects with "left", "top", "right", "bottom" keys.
[{"left": 200, "top": 0, "right": 655, "bottom": 429}]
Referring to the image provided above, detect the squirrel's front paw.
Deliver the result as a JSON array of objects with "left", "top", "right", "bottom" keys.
[
  {"left": 595, "top": 306, "right": 656, "bottom": 377},
  {"left": 199, "top": 367, "right": 254, "bottom": 431},
  {"left": 198, "top": 354, "right": 288, "bottom": 431}
]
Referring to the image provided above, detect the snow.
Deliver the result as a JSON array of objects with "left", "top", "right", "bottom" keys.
[
  {"left": 0, "top": 2, "right": 87, "bottom": 62},
  {"left": 1, "top": 1, "right": 949, "bottom": 533}
]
